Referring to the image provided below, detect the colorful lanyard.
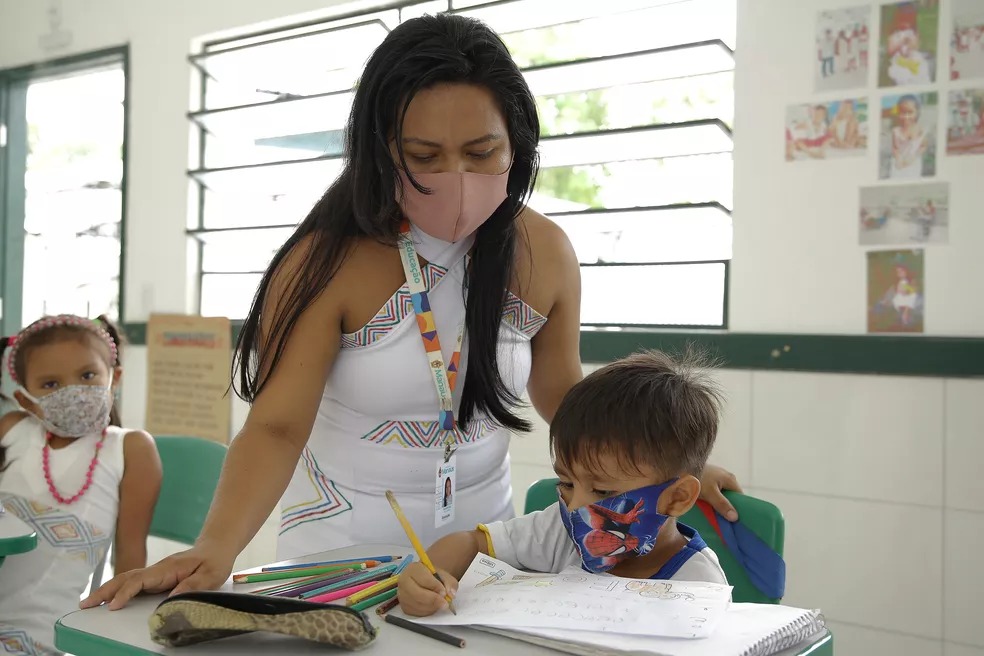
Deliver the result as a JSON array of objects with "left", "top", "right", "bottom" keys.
[{"left": 397, "top": 220, "right": 465, "bottom": 446}]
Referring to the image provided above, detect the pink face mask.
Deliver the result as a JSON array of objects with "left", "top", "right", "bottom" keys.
[{"left": 396, "top": 167, "right": 510, "bottom": 243}]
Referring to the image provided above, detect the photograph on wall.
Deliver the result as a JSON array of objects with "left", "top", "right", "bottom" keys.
[
  {"left": 867, "top": 249, "right": 925, "bottom": 333},
  {"left": 950, "top": 0, "right": 984, "bottom": 81},
  {"left": 859, "top": 182, "right": 948, "bottom": 246},
  {"left": 878, "top": 92, "right": 937, "bottom": 179},
  {"left": 946, "top": 88, "right": 984, "bottom": 155},
  {"left": 879, "top": 0, "right": 939, "bottom": 87},
  {"left": 815, "top": 6, "right": 871, "bottom": 92},
  {"left": 785, "top": 98, "right": 868, "bottom": 161}
]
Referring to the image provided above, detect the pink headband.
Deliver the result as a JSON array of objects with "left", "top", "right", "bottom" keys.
[{"left": 5, "top": 315, "right": 118, "bottom": 384}]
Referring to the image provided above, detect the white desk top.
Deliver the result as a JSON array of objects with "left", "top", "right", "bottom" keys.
[
  {"left": 57, "top": 544, "right": 830, "bottom": 656},
  {"left": 0, "top": 509, "right": 37, "bottom": 556}
]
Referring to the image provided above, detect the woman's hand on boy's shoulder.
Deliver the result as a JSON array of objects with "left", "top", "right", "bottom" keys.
[{"left": 397, "top": 562, "right": 459, "bottom": 617}]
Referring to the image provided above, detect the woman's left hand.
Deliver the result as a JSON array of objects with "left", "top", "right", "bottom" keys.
[{"left": 699, "top": 465, "right": 743, "bottom": 521}]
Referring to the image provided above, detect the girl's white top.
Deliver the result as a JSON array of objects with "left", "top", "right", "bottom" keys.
[
  {"left": 278, "top": 226, "right": 547, "bottom": 559},
  {"left": 0, "top": 417, "right": 126, "bottom": 655}
]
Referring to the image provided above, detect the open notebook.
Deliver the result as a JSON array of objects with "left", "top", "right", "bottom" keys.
[
  {"left": 411, "top": 556, "right": 825, "bottom": 656},
  {"left": 474, "top": 604, "right": 826, "bottom": 656}
]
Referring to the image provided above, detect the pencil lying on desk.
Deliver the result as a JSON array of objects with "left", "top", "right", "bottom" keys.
[
  {"left": 384, "top": 614, "right": 465, "bottom": 648},
  {"left": 261, "top": 555, "right": 399, "bottom": 572},
  {"left": 233, "top": 562, "right": 369, "bottom": 584},
  {"left": 385, "top": 490, "right": 457, "bottom": 615}
]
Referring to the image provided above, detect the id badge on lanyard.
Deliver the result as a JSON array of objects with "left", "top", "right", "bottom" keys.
[{"left": 398, "top": 221, "right": 462, "bottom": 528}]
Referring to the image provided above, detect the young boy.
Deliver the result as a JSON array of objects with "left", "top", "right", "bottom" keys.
[{"left": 398, "top": 349, "right": 728, "bottom": 617}]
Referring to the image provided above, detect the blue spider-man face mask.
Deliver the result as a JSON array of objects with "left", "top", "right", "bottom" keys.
[{"left": 558, "top": 478, "right": 678, "bottom": 573}]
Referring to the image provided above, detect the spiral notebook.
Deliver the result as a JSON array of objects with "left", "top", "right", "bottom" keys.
[{"left": 475, "top": 603, "right": 826, "bottom": 656}]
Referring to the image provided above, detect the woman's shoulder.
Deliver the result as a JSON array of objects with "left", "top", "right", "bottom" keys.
[{"left": 513, "top": 207, "right": 580, "bottom": 314}]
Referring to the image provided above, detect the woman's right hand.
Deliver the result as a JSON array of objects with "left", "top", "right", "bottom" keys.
[{"left": 80, "top": 542, "right": 235, "bottom": 610}]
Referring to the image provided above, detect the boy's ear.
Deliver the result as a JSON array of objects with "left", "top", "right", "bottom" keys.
[{"left": 661, "top": 475, "right": 701, "bottom": 517}]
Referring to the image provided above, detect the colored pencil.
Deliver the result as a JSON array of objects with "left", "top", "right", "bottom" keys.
[
  {"left": 305, "top": 580, "right": 377, "bottom": 604},
  {"left": 376, "top": 596, "right": 400, "bottom": 616},
  {"left": 253, "top": 568, "right": 363, "bottom": 597},
  {"left": 299, "top": 563, "right": 399, "bottom": 600},
  {"left": 385, "top": 490, "right": 456, "bottom": 615},
  {"left": 345, "top": 575, "right": 399, "bottom": 606},
  {"left": 384, "top": 614, "right": 465, "bottom": 648},
  {"left": 392, "top": 554, "right": 415, "bottom": 576},
  {"left": 233, "top": 563, "right": 366, "bottom": 584},
  {"left": 351, "top": 588, "right": 397, "bottom": 613},
  {"left": 261, "top": 556, "right": 398, "bottom": 573}
]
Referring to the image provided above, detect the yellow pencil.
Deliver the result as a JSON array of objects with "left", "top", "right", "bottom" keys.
[
  {"left": 346, "top": 575, "right": 399, "bottom": 606},
  {"left": 384, "top": 490, "right": 457, "bottom": 615}
]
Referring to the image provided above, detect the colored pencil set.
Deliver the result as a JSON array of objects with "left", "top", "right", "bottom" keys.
[
  {"left": 232, "top": 554, "right": 413, "bottom": 611},
  {"left": 227, "top": 490, "right": 466, "bottom": 648}
]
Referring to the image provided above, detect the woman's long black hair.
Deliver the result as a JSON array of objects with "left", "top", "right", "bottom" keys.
[{"left": 234, "top": 13, "right": 540, "bottom": 433}]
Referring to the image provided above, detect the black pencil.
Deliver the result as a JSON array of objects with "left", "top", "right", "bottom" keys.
[{"left": 383, "top": 613, "right": 466, "bottom": 648}]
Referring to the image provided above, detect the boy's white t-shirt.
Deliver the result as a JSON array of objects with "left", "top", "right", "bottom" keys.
[
  {"left": 0, "top": 416, "right": 127, "bottom": 656},
  {"left": 480, "top": 502, "right": 728, "bottom": 584}
]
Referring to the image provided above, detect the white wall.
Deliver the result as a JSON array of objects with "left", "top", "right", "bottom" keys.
[{"left": 732, "top": 0, "right": 984, "bottom": 336}]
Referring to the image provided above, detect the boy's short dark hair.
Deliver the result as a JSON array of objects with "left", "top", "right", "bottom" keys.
[{"left": 549, "top": 348, "right": 723, "bottom": 477}]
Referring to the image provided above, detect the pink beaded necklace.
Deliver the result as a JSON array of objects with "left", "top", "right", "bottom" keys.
[{"left": 42, "top": 430, "right": 107, "bottom": 505}]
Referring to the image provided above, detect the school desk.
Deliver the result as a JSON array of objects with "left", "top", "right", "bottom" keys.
[
  {"left": 56, "top": 544, "right": 833, "bottom": 656},
  {"left": 0, "top": 509, "right": 37, "bottom": 566}
]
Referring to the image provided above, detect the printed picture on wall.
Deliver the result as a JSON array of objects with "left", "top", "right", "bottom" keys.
[
  {"left": 859, "top": 182, "right": 948, "bottom": 246},
  {"left": 785, "top": 98, "right": 868, "bottom": 161},
  {"left": 867, "top": 249, "right": 925, "bottom": 334},
  {"left": 947, "top": 88, "right": 984, "bottom": 155},
  {"left": 879, "top": 0, "right": 939, "bottom": 87},
  {"left": 878, "top": 92, "right": 937, "bottom": 179},
  {"left": 950, "top": 0, "right": 984, "bottom": 81},
  {"left": 815, "top": 6, "right": 871, "bottom": 92}
]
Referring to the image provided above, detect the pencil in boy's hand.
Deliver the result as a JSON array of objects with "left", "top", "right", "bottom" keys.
[
  {"left": 383, "top": 613, "right": 465, "bottom": 648},
  {"left": 384, "top": 490, "right": 457, "bottom": 615}
]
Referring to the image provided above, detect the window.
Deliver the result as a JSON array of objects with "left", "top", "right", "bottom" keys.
[
  {"left": 188, "top": 0, "right": 735, "bottom": 327},
  {"left": 0, "top": 49, "right": 127, "bottom": 336}
]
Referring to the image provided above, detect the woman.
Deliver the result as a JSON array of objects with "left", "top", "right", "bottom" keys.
[{"left": 84, "top": 13, "right": 742, "bottom": 610}]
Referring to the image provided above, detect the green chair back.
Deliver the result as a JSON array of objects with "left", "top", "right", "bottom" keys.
[
  {"left": 149, "top": 436, "right": 227, "bottom": 544},
  {"left": 523, "top": 478, "right": 784, "bottom": 604}
]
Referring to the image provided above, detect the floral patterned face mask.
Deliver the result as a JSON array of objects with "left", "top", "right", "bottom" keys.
[{"left": 22, "top": 383, "right": 113, "bottom": 437}]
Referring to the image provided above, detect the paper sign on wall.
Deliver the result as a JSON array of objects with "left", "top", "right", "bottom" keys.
[{"left": 145, "top": 314, "right": 232, "bottom": 444}]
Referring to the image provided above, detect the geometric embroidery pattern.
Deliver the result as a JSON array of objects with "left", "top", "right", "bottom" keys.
[
  {"left": 360, "top": 416, "right": 499, "bottom": 448},
  {"left": 0, "top": 626, "right": 51, "bottom": 656},
  {"left": 341, "top": 263, "right": 448, "bottom": 349},
  {"left": 0, "top": 494, "right": 110, "bottom": 569},
  {"left": 501, "top": 293, "right": 548, "bottom": 339},
  {"left": 278, "top": 447, "right": 352, "bottom": 536},
  {"left": 341, "top": 270, "right": 547, "bottom": 350}
]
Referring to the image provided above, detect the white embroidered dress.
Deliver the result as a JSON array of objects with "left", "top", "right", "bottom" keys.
[
  {"left": 0, "top": 417, "right": 125, "bottom": 656},
  {"left": 278, "top": 227, "right": 546, "bottom": 559}
]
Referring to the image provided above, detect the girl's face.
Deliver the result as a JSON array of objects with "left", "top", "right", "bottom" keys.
[
  {"left": 895, "top": 265, "right": 909, "bottom": 280},
  {"left": 445, "top": 478, "right": 452, "bottom": 495},
  {"left": 898, "top": 100, "right": 918, "bottom": 127},
  {"left": 22, "top": 335, "right": 118, "bottom": 400}
]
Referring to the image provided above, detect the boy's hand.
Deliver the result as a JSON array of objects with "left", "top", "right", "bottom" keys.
[{"left": 397, "top": 562, "right": 459, "bottom": 617}]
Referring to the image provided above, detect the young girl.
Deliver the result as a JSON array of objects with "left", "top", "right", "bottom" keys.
[
  {"left": 890, "top": 95, "right": 928, "bottom": 179},
  {"left": 0, "top": 315, "right": 161, "bottom": 656}
]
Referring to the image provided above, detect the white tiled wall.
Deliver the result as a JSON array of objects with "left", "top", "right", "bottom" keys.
[{"left": 502, "top": 369, "right": 984, "bottom": 656}]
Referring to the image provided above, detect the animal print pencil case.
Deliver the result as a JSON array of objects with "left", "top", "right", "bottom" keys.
[{"left": 148, "top": 590, "right": 378, "bottom": 650}]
